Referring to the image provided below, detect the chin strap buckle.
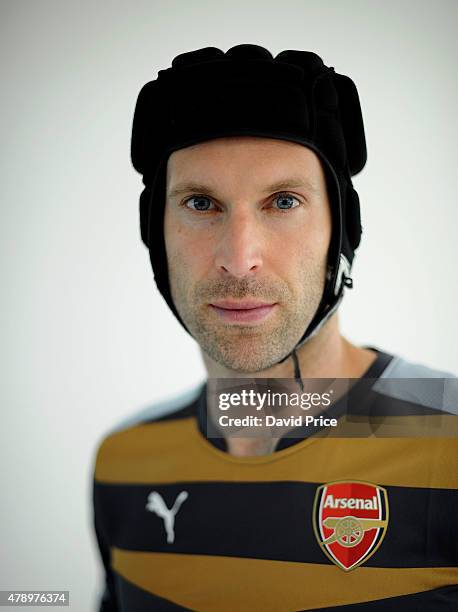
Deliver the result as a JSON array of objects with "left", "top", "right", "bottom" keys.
[
  {"left": 334, "top": 254, "right": 353, "bottom": 296},
  {"left": 342, "top": 274, "right": 353, "bottom": 289}
]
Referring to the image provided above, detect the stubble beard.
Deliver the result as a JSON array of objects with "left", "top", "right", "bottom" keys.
[{"left": 168, "top": 262, "right": 327, "bottom": 374}]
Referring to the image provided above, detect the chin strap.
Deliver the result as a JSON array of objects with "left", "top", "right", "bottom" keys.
[{"left": 291, "top": 348, "right": 304, "bottom": 392}]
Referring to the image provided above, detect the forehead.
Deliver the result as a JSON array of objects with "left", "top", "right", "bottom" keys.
[{"left": 166, "top": 136, "right": 325, "bottom": 185}]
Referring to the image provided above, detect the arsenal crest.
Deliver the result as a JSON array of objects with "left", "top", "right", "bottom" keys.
[{"left": 313, "top": 480, "right": 389, "bottom": 571}]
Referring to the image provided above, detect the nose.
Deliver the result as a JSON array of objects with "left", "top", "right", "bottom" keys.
[{"left": 214, "top": 207, "right": 264, "bottom": 278}]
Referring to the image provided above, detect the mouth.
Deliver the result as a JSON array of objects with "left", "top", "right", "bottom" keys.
[{"left": 209, "top": 299, "right": 277, "bottom": 324}]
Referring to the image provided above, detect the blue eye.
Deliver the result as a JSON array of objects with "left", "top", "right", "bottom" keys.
[
  {"left": 185, "top": 196, "right": 215, "bottom": 212},
  {"left": 273, "top": 193, "right": 300, "bottom": 210}
]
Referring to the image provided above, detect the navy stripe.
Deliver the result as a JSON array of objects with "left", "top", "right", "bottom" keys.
[{"left": 94, "top": 481, "right": 457, "bottom": 568}]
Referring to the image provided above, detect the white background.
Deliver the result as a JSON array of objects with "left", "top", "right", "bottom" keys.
[{"left": 1, "top": 0, "right": 457, "bottom": 609}]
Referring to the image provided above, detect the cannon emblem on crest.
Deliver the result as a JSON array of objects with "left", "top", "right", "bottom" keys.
[{"left": 322, "top": 516, "right": 388, "bottom": 548}]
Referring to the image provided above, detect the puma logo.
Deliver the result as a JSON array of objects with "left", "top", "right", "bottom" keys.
[{"left": 146, "top": 491, "right": 189, "bottom": 543}]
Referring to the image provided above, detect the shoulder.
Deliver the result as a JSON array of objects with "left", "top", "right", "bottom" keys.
[
  {"left": 373, "top": 352, "right": 457, "bottom": 415},
  {"left": 380, "top": 353, "right": 456, "bottom": 379},
  {"left": 93, "top": 381, "right": 205, "bottom": 463},
  {"left": 110, "top": 382, "right": 205, "bottom": 433}
]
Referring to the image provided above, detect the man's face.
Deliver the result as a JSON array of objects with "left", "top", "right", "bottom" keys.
[{"left": 164, "top": 136, "right": 332, "bottom": 373}]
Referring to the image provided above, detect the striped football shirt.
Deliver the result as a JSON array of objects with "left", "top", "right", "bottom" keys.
[{"left": 92, "top": 348, "right": 458, "bottom": 610}]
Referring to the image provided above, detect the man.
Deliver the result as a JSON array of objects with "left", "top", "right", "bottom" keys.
[{"left": 92, "top": 45, "right": 457, "bottom": 610}]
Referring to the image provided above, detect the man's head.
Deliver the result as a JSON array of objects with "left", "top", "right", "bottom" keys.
[
  {"left": 131, "top": 44, "right": 367, "bottom": 365},
  {"left": 164, "top": 136, "right": 331, "bottom": 372}
]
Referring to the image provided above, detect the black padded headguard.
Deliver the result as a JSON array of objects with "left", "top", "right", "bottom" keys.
[{"left": 131, "top": 44, "right": 366, "bottom": 360}]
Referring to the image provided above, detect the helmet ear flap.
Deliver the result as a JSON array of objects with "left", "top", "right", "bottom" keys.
[
  {"left": 345, "top": 184, "right": 362, "bottom": 250},
  {"left": 139, "top": 186, "right": 152, "bottom": 247},
  {"left": 334, "top": 74, "right": 367, "bottom": 176},
  {"left": 140, "top": 158, "right": 168, "bottom": 250}
]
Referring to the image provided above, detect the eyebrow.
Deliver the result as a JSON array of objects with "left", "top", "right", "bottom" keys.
[{"left": 167, "top": 177, "right": 319, "bottom": 199}]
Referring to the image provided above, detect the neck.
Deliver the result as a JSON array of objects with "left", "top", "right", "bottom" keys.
[{"left": 201, "top": 314, "right": 377, "bottom": 456}]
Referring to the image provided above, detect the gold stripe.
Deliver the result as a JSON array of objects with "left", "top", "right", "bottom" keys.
[
  {"left": 112, "top": 548, "right": 458, "bottom": 611},
  {"left": 95, "top": 418, "right": 458, "bottom": 489}
]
